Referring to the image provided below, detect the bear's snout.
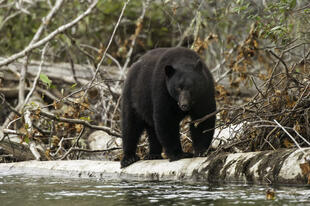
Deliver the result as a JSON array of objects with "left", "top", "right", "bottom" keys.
[{"left": 178, "top": 90, "right": 191, "bottom": 112}]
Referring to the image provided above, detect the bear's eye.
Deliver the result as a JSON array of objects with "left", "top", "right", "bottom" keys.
[{"left": 176, "top": 85, "right": 183, "bottom": 91}]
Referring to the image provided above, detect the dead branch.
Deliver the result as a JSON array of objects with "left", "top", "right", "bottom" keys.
[
  {"left": 86, "top": 0, "right": 130, "bottom": 91},
  {"left": 191, "top": 109, "right": 222, "bottom": 127},
  {"left": 122, "top": 0, "right": 150, "bottom": 71},
  {"left": 24, "top": 43, "right": 49, "bottom": 107},
  {"left": 59, "top": 147, "right": 122, "bottom": 160},
  {"left": 37, "top": 109, "right": 120, "bottom": 137}
]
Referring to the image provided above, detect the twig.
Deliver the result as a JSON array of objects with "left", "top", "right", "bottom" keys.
[
  {"left": 24, "top": 108, "right": 42, "bottom": 160},
  {"left": 18, "top": 57, "right": 29, "bottom": 107},
  {"left": 59, "top": 147, "right": 122, "bottom": 160},
  {"left": 111, "top": 94, "right": 122, "bottom": 129},
  {"left": 0, "top": 94, "right": 20, "bottom": 116},
  {"left": 30, "top": 0, "right": 64, "bottom": 45},
  {"left": 294, "top": 129, "right": 310, "bottom": 147},
  {"left": 284, "top": 42, "right": 310, "bottom": 53},
  {"left": 72, "top": 126, "right": 85, "bottom": 148},
  {"left": 273, "top": 119, "right": 305, "bottom": 154},
  {"left": 176, "top": 6, "right": 200, "bottom": 47},
  {"left": 250, "top": 75, "right": 265, "bottom": 98},
  {"left": 37, "top": 109, "right": 121, "bottom": 137},
  {"left": 29, "top": 141, "right": 42, "bottom": 160},
  {"left": 268, "top": 50, "right": 289, "bottom": 76},
  {"left": 0, "top": 11, "right": 21, "bottom": 31},
  {"left": 191, "top": 109, "right": 222, "bottom": 127},
  {"left": 86, "top": 0, "right": 130, "bottom": 91},
  {"left": 0, "top": 94, "right": 54, "bottom": 135},
  {"left": 190, "top": 11, "right": 202, "bottom": 50},
  {"left": 24, "top": 43, "right": 49, "bottom": 107},
  {"left": 291, "top": 82, "right": 310, "bottom": 111},
  {"left": 305, "top": 108, "right": 310, "bottom": 138},
  {"left": 109, "top": 0, "right": 149, "bottom": 130},
  {"left": 58, "top": 126, "right": 85, "bottom": 160},
  {"left": 293, "top": 3, "right": 310, "bottom": 13},
  {"left": 17, "top": 0, "right": 63, "bottom": 109},
  {"left": 269, "top": 47, "right": 306, "bottom": 87},
  {"left": 50, "top": 137, "right": 66, "bottom": 157},
  {"left": 122, "top": 0, "right": 150, "bottom": 71},
  {"left": 79, "top": 44, "right": 122, "bottom": 71},
  {"left": 2, "top": 129, "right": 43, "bottom": 138}
]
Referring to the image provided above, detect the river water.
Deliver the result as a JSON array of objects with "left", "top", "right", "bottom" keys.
[{"left": 1, "top": 174, "right": 310, "bottom": 206}]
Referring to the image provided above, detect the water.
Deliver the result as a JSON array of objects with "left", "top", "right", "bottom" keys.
[{"left": 1, "top": 174, "right": 310, "bottom": 206}]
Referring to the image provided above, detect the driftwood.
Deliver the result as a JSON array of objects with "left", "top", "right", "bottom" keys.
[
  {"left": 1, "top": 148, "right": 309, "bottom": 185},
  {"left": 0, "top": 57, "right": 119, "bottom": 84}
]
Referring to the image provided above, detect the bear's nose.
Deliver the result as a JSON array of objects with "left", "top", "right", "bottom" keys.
[{"left": 180, "top": 104, "right": 190, "bottom": 112}]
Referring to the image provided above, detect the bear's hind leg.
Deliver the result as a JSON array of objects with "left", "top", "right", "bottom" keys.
[
  {"left": 144, "top": 126, "right": 163, "bottom": 160},
  {"left": 121, "top": 106, "right": 145, "bottom": 168}
]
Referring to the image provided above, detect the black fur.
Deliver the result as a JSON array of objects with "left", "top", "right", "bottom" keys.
[{"left": 121, "top": 47, "right": 216, "bottom": 168}]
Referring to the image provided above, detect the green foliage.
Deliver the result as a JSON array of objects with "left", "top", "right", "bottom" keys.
[
  {"left": 24, "top": 136, "right": 30, "bottom": 144},
  {"left": 0, "top": 0, "right": 199, "bottom": 63},
  {"left": 233, "top": 0, "right": 250, "bottom": 14},
  {"left": 0, "top": 0, "right": 309, "bottom": 66},
  {"left": 0, "top": 2, "right": 49, "bottom": 55},
  {"left": 39, "top": 73, "right": 52, "bottom": 88},
  {"left": 80, "top": 116, "right": 91, "bottom": 122},
  {"left": 233, "top": 0, "right": 308, "bottom": 44},
  {"left": 71, "top": 83, "right": 78, "bottom": 89}
]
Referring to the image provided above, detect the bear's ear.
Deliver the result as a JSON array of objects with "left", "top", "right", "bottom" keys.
[
  {"left": 194, "top": 59, "right": 203, "bottom": 73},
  {"left": 165, "top": 65, "right": 176, "bottom": 78}
]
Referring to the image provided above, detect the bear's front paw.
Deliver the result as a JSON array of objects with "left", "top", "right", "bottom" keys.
[
  {"left": 144, "top": 153, "right": 163, "bottom": 160},
  {"left": 168, "top": 152, "right": 193, "bottom": 162},
  {"left": 121, "top": 154, "right": 140, "bottom": 168}
]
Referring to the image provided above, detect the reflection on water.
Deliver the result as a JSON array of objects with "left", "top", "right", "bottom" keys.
[{"left": 1, "top": 174, "right": 310, "bottom": 206}]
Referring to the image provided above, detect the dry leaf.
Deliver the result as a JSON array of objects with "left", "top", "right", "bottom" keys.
[
  {"left": 300, "top": 160, "right": 310, "bottom": 184},
  {"left": 283, "top": 138, "right": 294, "bottom": 148},
  {"left": 266, "top": 188, "right": 275, "bottom": 200}
]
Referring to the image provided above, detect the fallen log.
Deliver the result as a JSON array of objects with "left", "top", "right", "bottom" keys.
[
  {"left": 0, "top": 57, "right": 119, "bottom": 84},
  {"left": 0, "top": 148, "right": 309, "bottom": 185}
]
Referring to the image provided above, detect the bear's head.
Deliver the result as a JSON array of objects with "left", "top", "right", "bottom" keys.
[{"left": 165, "top": 60, "right": 206, "bottom": 112}]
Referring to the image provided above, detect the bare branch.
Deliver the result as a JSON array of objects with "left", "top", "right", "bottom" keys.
[
  {"left": 268, "top": 49, "right": 289, "bottom": 76},
  {"left": 18, "top": 57, "right": 29, "bottom": 106},
  {"left": 274, "top": 119, "right": 305, "bottom": 154},
  {"left": 30, "top": 0, "right": 64, "bottom": 45},
  {"left": 37, "top": 109, "right": 121, "bottom": 137},
  {"left": 122, "top": 0, "right": 150, "bottom": 71},
  {"left": 191, "top": 109, "right": 222, "bottom": 127},
  {"left": 59, "top": 147, "right": 122, "bottom": 160},
  {"left": 23, "top": 43, "right": 49, "bottom": 106},
  {"left": 85, "top": 0, "right": 130, "bottom": 90}
]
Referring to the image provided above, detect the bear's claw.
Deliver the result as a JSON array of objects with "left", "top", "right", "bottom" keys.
[{"left": 121, "top": 154, "right": 140, "bottom": 168}]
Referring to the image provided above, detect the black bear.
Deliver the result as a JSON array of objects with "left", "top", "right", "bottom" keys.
[{"left": 121, "top": 47, "right": 216, "bottom": 168}]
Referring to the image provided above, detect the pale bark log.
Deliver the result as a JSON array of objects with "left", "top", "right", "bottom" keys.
[
  {"left": 0, "top": 148, "right": 309, "bottom": 185},
  {"left": 0, "top": 57, "right": 118, "bottom": 83}
]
